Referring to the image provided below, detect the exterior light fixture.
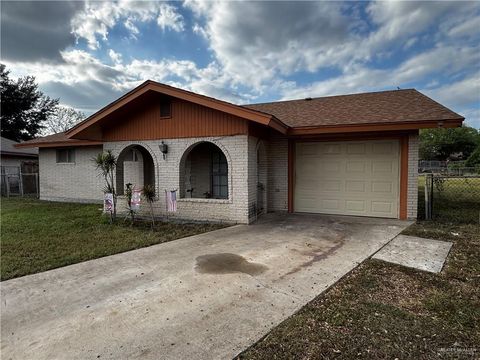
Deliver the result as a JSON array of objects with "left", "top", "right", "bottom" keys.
[{"left": 159, "top": 141, "right": 168, "bottom": 160}]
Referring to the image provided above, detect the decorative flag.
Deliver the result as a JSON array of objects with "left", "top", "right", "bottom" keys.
[
  {"left": 131, "top": 189, "right": 142, "bottom": 211},
  {"left": 165, "top": 190, "right": 177, "bottom": 212},
  {"left": 104, "top": 193, "right": 114, "bottom": 213}
]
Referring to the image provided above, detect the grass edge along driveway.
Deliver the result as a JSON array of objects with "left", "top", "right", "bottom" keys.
[{"left": 1, "top": 197, "right": 226, "bottom": 281}]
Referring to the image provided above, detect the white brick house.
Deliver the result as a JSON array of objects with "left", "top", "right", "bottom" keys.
[{"left": 18, "top": 81, "right": 464, "bottom": 223}]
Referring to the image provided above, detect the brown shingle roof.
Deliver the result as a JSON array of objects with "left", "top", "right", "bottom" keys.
[
  {"left": 15, "top": 132, "right": 102, "bottom": 148},
  {"left": 1, "top": 136, "right": 38, "bottom": 155},
  {"left": 244, "top": 89, "right": 463, "bottom": 128}
]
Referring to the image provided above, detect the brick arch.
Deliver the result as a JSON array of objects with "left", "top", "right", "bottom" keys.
[
  {"left": 179, "top": 139, "right": 233, "bottom": 200},
  {"left": 115, "top": 142, "right": 159, "bottom": 196}
]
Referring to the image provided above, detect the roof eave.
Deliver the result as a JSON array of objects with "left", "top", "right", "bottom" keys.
[
  {"left": 288, "top": 118, "right": 464, "bottom": 136},
  {"left": 15, "top": 140, "right": 103, "bottom": 149},
  {"left": 1, "top": 151, "right": 38, "bottom": 157}
]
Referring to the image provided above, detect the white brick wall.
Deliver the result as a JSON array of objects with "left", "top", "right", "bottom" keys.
[
  {"left": 38, "top": 133, "right": 420, "bottom": 221},
  {"left": 105, "top": 135, "right": 251, "bottom": 223},
  {"left": 264, "top": 134, "right": 421, "bottom": 220},
  {"left": 407, "top": 133, "right": 419, "bottom": 219},
  {"left": 266, "top": 134, "right": 288, "bottom": 212},
  {"left": 39, "top": 146, "right": 104, "bottom": 203},
  {"left": 246, "top": 137, "right": 268, "bottom": 220}
]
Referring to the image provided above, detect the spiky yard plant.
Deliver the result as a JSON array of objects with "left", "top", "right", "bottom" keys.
[
  {"left": 142, "top": 184, "right": 156, "bottom": 228},
  {"left": 124, "top": 183, "right": 136, "bottom": 225},
  {"left": 93, "top": 150, "right": 117, "bottom": 222}
]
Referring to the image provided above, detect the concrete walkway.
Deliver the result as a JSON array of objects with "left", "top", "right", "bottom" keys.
[
  {"left": 373, "top": 234, "right": 453, "bottom": 273},
  {"left": 1, "top": 213, "right": 410, "bottom": 360}
]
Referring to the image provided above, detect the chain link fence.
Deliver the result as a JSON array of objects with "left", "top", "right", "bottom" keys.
[
  {"left": 1, "top": 166, "right": 39, "bottom": 197},
  {"left": 422, "top": 174, "right": 480, "bottom": 224}
]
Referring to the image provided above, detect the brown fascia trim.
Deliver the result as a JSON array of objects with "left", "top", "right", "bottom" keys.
[
  {"left": 66, "top": 81, "right": 289, "bottom": 138},
  {"left": 1, "top": 151, "right": 38, "bottom": 157},
  {"left": 287, "top": 118, "right": 464, "bottom": 136},
  {"left": 15, "top": 140, "right": 103, "bottom": 149}
]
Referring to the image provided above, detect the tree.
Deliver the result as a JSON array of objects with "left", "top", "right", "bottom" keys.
[
  {"left": 41, "top": 106, "right": 85, "bottom": 135},
  {"left": 465, "top": 145, "right": 480, "bottom": 168},
  {"left": 93, "top": 150, "right": 117, "bottom": 222},
  {"left": 0, "top": 64, "right": 58, "bottom": 141},
  {"left": 419, "top": 126, "right": 480, "bottom": 161}
]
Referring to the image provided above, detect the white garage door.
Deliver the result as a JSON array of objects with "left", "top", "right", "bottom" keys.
[{"left": 295, "top": 140, "right": 400, "bottom": 218}]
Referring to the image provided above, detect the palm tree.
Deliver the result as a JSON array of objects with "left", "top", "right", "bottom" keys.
[
  {"left": 93, "top": 150, "right": 117, "bottom": 222},
  {"left": 142, "top": 184, "right": 156, "bottom": 228}
]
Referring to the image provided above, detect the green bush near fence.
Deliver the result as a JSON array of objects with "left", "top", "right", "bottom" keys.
[{"left": 418, "top": 175, "right": 480, "bottom": 223}]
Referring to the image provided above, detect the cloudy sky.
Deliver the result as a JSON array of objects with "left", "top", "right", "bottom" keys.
[{"left": 1, "top": 1, "right": 479, "bottom": 127}]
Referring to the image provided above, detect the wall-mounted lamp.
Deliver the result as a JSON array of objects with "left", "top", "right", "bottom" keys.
[{"left": 159, "top": 141, "right": 168, "bottom": 160}]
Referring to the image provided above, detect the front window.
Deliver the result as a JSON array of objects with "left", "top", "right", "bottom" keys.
[
  {"left": 56, "top": 148, "right": 75, "bottom": 163},
  {"left": 160, "top": 100, "right": 171, "bottom": 118},
  {"left": 211, "top": 150, "right": 228, "bottom": 199}
]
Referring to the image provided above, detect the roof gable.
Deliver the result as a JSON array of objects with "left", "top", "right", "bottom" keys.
[{"left": 67, "top": 80, "right": 287, "bottom": 139}]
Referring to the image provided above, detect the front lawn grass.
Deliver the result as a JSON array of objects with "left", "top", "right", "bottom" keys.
[
  {"left": 238, "top": 221, "right": 480, "bottom": 359},
  {"left": 1, "top": 197, "right": 226, "bottom": 281}
]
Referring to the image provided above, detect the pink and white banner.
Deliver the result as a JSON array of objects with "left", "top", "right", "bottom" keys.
[
  {"left": 131, "top": 189, "right": 142, "bottom": 211},
  {"left": 165, "top": 190, "right": 177, "bottom": 212},
  {"left": 104, "top": 193, "right": 114, "bottom": 213}
]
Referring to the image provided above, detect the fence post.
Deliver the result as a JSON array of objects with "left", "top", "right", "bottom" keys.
[
  {"left": 425, "top": 174, "right": 433, "bottom": 220},
  {"left": 19, "top": 173, "right": 24, "bottom": 196},
  {"left": 35, "top": 173, "right": 39, "bottom": 198},
  {"left": 6, "top": 175, "right": 10, "bottom": 198}
]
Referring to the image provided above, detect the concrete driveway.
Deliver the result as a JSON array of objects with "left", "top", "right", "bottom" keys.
[{"left": 1, "top": 213, "right": 409, "bottom": 360}]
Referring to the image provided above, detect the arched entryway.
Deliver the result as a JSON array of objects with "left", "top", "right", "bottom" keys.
[
  {"left": 116, "top": 145, "right": 155, "bottom": 195},
  {"left": 179, "top": 142, "right": 229, "bottom": 199}
]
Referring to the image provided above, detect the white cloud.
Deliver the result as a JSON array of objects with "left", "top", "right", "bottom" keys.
[
  {"left": 460, "top": 108, "right": 480, "bottom": 129},
  {"left": 424, "top": 74, "right": 480, "bottom": 109},
  {"left": 3, "top": 48, "right": 247, "bottom": 113},
  {"left": 71, "top": 1, "right": 185, "bottom": 49},
  {"left": 108, "top": 49, "right": 123, "bottom": 64},
  {"left": 184, "top": 1, "right": 352, "bottom": 89},
  {"left": 4, "top": 0, "right": 479, "bottom": 128},
  {"left": 394, "top": 45, "right": 480, "bottom": 84},
  {"left": 157, "top": 3, "right": 185, "bottom": 32},
  {"left": 124, "top": 18, "right": 140, "bottom": 39}
]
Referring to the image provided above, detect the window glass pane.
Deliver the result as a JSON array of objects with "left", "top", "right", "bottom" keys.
[
  {"left": 160, "top": 102, "right": 171, "bottom": 117},
  {"left": 220, "top": 186, "right": 228, "bottom": 198},
  {"left": 220, "top": 175, "right": 227, "bottom": 186},
  {"left": 220, "top": 162, "right": 227, "bottom": 173},
  {"left": 57, "top": 150, "right": 65, "bottom": 163},
  {"left": 68, "top": 149, "right": 75, "bottom": 163},
  {"left": 212, "top": 176, "right": 219, "bottom": 186},
  {"left": 56, "top": 149, "right": 75, "bottom": 163}
]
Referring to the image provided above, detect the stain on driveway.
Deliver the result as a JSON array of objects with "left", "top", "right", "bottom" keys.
[
  {"left": 1, "top": 213, "right": 410, "bottom": 360},
  {"left": 196, "top": 253, "right": 268, "bottom": 275}
]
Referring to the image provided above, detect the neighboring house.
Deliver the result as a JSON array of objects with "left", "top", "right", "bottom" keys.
[
  {"left": 1, "top": 136, "right": 39, "bottom": 196},
  {"left": 17, "top": 81, "right": 464, "bottom": 223},
  {"left": 1, "top": 136, "right": 38, "bottom": 171}
]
